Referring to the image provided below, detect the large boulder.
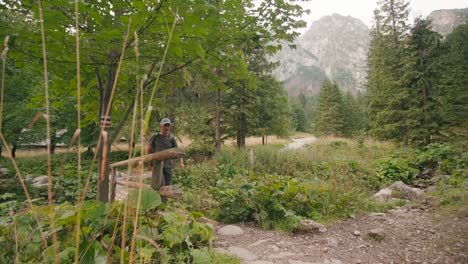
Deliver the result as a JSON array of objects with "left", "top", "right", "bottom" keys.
[
  {"left": 159, "top": 185, "right": 183, "bottom": 200},
  {"left": 373, "top": 181, "right": 423, "bottom": 202}
]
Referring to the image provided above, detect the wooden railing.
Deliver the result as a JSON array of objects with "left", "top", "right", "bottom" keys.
[{"left": 109, "top": 147, "right": 184, "bottom": 202}]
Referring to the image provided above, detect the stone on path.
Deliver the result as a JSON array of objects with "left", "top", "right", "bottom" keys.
[
  {"left": 297, "top": 220, "right": 327, "bottom": 233},
  {"left": 217, "top": 225, "right": 244, "bottom": 236},
  {"left": 353, "top": 230, "right": 361, "bottom": 236},
  {"left": 227, "top": 246, "right": 258, "bottom": 261},
  {"left": 368, "top": 228, "right": 385, "bottom": 240}
]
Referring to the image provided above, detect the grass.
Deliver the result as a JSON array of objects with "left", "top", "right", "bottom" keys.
[
  {"left": 172, "top": 135, "right": 402, "bottom": 230},
  {"left": 2, "top": 134, "right": 466, "bottom": 263}
]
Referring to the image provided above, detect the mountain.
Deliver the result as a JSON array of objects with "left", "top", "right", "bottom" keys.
[
  {"left": 428, "top": 8, "right": 468, "bottom": 36},
  {"left": 270, "top": 14, "right": 370, "bottom": 97}
]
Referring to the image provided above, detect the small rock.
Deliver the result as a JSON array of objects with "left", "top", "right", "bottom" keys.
[
  {"left": 368, "top": 228, "right": 385, "bottom": 240},
  {"left": 227, "top": 246, "right": 257, "bottom": 261},
  {"left": 268, "top": 245, "right": 280, "bottom": 252},
  {"left": 370, "top": 213, "right": 386, "bottom": 217},
  {"left": 297, "top": 220, "right": 326, "bottom": 233},
  {"left": 276, "top": 240, "right": 293, "bottom": 248},
  {"left": 327, "top": 237, "right": 339, "bottom": 247},
  {"left": 353, "top": 230, "right": 361, "bottom": 236},
  {"left": 217, "top": 225, "right": 243, "bottom": 236}
]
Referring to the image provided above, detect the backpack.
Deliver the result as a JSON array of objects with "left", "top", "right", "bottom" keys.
[{"left": 151, "top": 132, "right": 177, "bottom": 150}]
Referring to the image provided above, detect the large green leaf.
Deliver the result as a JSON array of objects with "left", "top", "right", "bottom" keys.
[{"left": 128, "top": 189, "right": 162, "bottom": 210}]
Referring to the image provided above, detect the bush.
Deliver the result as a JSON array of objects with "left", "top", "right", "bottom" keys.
[
  {"left": 375, "top": 157, "right": 418, "bottom": 184},
  {"left": 0, "top": 196, "right": 220, "bottom": 263}
]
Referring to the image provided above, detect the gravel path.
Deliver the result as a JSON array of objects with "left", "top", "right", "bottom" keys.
[{"left": 215, "top": 205, "right": 468, "bottom": 264}]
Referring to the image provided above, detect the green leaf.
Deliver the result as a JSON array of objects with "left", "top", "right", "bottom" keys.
[
  {"left": 192, "top": 248, "right": 211, "bottom": 264},
  {"left": 194, "top": 43, "right": 205, "bottom": 59},
  {"left": 128, "top": 189, "right": 162, "bottom": 210}
]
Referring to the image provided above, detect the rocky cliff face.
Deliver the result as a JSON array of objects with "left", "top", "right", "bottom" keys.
[
  {"left": 270, "top": 14, "right": 370, "bottom": 96},
  {"left": 428, "top": 8, "right": 468, "bottom": 36}
]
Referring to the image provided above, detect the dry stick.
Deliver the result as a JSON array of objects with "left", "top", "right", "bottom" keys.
[
  {"left": 37, "top": 2, "right": 60, "bottom": 262},
  {"left": 0, "top": 35, "right": 9, "bottom": 133},
  {"left": 73, "top": 0, "right": 83, "bottom": 262},
  {"left": 120, "top": 32, "right": 141, "bottom": 264},
  {"left": 128, "top": 79, "right": 145, "bottom": 263}
]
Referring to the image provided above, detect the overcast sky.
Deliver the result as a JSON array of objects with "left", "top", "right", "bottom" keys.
[{"left": 299, "top": 0, "right": 468, "bottom": 34}]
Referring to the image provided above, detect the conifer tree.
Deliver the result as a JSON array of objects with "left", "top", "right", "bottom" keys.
[
  {"left": 367, "top": 0, "right": 411, "bottom": 144},
  {"left": 438, "top": 24, "right": 468, "bottom": 137},
  {"left": 313, "top": 80, "right": 345, "bottom": 136},
  {"left": 403, "top": 18, "right": 443, "bottom": 145}
]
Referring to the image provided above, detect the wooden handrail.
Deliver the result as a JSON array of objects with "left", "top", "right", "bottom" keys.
[
  {"left": 109, "top": 147, "right": 184, "bottom": 202},
  {"left": 110, "top": 147, "right": 184, "bottom": 168}
]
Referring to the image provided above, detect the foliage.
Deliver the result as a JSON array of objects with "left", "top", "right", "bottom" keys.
[
  {"left": 0, "top": 198, "right": 221, "bottom": 263},
  {"left": 375, "top": 156, "right": 418, "bottom": 184}
]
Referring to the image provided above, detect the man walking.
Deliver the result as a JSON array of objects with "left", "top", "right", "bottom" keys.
[{"left": 147, "top": 118, "right": 184, "bottom": 195}]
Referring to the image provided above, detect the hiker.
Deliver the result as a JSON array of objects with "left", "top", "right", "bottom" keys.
[{"left": 147, "top": 118, "right": 184, "bottom": 189}]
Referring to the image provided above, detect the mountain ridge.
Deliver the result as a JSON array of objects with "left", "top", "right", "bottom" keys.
[{"left": 271, "top": 8, "right": 467, "bottom": 97}]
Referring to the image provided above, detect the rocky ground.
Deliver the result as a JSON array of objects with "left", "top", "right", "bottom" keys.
[{"left": 214, "top": 204, "right": 468, "bottom": 264}]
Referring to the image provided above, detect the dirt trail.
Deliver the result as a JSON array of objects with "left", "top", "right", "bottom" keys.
[{"left": 215, "top": 205, "right": 468, "bottom": 264}]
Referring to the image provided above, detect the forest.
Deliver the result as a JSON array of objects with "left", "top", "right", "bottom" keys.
[{"left": 0, "top": 0, "right": 466, "bottom": 263}]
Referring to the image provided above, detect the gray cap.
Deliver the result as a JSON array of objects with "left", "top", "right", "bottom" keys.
[{"left": 160, "top": 118, "right": 171, "bottom": 125}]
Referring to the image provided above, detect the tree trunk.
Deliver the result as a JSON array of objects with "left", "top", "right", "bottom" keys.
[
  {"left": 11, "top": 145, "right": 16, "bottom": 159},
  {"left": 215, "top": 87, "right": 221, "bottom": 155},
  {"left": 262, "top": 135, "right": 265, "bottom": 145},
  {"left": 97, "top": 50, "right": 118, "bottom": 203}
]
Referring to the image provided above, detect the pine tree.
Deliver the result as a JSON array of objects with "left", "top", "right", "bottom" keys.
[
  {"left": 403, "top": 18, "right": 443, "bottom": 145},
  {"left": 367, "top": 0, "right": 411, "bottom": 144},
  {"left": 313, "top": 80, "right": 345, "bottom": 136},
  {"left": 438, "top": 24, "right": 468, "bottom": 138}
]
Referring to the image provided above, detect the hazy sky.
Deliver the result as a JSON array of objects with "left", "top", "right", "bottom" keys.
[{"left": 299, "top": 0, "right": 468, "bottom": 34}]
